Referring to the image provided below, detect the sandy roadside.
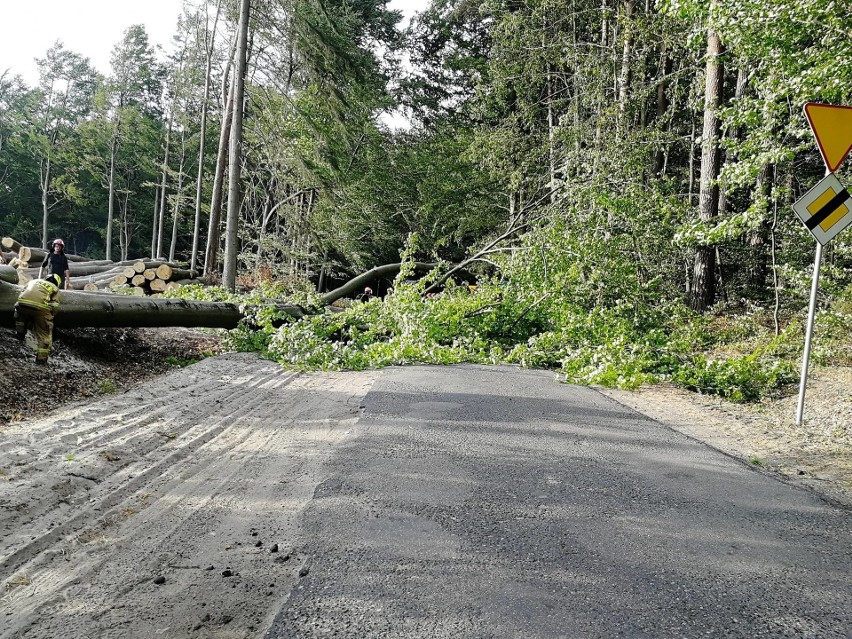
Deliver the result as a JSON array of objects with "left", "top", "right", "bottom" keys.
[{"left": 0, "top": 353, "right": 378, "bottom": 639}]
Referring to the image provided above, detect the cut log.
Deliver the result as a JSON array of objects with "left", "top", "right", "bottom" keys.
[
  {"left": 112, "top": 275, "right": 128, "bottom": 286},
  {"left": 121, "top": 266, "right": 136, "bottom": 278},
  {"left": 18, "top": 246, "right": 31, "bottom": 262},
  {"left": 2, "top": 241, "right": 88, "bottom": 264},
  {"left": 133, "top": 261, "right": 147, "bottom": 273},
  {"left": 131, "top": 274, "right": 147, "bottom": 286},
  {"left": 131, "top": 287, "right": 146, "bottom": 296},
  {"left": 163, "top": 267, "right": 198, "bottom": 281},
  {"left": 155, "top": 264, "right": 173, "bottom": 280},
  {"left": 66, "top": 263, "right": 122, "bottom": 277},
  {"left": 83, "top": 283, "right": 100, "bottom": 292},
  {"left": 149, "top": 279, "right": 167, "bottom": 292},
  {"left": 143, "top": 268, "right": 157, "bottom": 280}
]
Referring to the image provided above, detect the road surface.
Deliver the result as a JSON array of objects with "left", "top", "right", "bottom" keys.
[{"left": 1, "top": 355, "right": 850, "bottom": 638}]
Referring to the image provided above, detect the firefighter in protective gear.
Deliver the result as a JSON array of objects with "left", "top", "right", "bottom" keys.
[
  {"left": 40, "top": 239, "right": 71, "bottom": 289},
  {"left": 15, "top": 274, "right": 62, "bottom": 364}
]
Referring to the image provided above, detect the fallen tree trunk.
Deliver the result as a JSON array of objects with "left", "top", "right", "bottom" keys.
[
  {"left": 320, "top": 262, "right": 438, "bottom": 305},
  {"left": 0, "top": 261, "right": 441, "bottom": 330},
  {"left": 0, "top": 265, "right": 18, "bottom": 284},
  {"left": 2, "top": 238, "right": 89, "bottom": 263},
  {"left": 0, "top": 275, "right": 240, "bottom": 328}
]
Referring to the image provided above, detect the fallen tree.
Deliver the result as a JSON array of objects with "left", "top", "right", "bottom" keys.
[
  {"left": 0, "top": 267, "right": 247, "bottom": 328},
  {"left": 0, "top": 262, "right": 440, "bottom": 330}
]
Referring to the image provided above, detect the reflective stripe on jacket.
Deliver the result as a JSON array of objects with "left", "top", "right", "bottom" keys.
[{"left": 17, "top": 279, "right": 60, "bottom": 311}]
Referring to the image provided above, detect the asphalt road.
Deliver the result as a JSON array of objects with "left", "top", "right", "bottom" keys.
[
  {"left": 266, "top": 364, "right": 852, "bottom": 639},
  {"left": 3, "top": 358, "right": 850, "bottom": 638}
]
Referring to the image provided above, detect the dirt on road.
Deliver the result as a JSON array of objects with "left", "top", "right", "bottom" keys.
[{"left": 1, "top": 349, "right": 377, "bottom": 638}]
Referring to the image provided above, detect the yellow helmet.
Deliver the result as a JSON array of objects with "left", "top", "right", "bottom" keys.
[{"left": 46, "top": 274, "right": 62, "bottom": 287}]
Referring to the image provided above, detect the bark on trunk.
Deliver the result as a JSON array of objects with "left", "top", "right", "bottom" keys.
[
  {"left": 191, "top": 0, "right": 222, "bottom": 273},
  {"left": 690, "top": 16, "right": 724, "bottom": 312},
  {"left": 106, "top": 134, "right": 117, "bottom": 261},
  {"left": 222, "top": 0, "right": 251, "bottom": 291},
  {"left": 0, "top": 269, "right": 302, "bottom": 329},
  {"left": 204, "top": 74, "right": 235, "bottom": 279}
]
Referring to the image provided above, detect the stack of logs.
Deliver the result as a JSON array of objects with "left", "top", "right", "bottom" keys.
[{"left": 1, "top": 237, "right": 201, "bottom": 295}]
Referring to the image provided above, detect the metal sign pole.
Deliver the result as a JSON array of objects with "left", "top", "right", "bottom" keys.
[
  {"left": 795, "top": 239, "right": 823, "bottom": 426},
  {"left": 795, "top": 106, "right": 852, "bottom": 425}
]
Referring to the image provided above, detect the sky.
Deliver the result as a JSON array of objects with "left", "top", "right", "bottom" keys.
[
  {"left": 0, "top": 0, "right": 428, "bottom": 87},
  {"left": 0, "top": 0, "right": 184, "bottom": 84}
]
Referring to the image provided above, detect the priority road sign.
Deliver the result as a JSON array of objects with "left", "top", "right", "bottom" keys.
[{"left": 792, "top": 173, "right": 852, "bottom": 246}]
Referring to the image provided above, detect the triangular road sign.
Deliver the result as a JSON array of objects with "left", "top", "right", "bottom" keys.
[{"left": 804, "top": 103, "right": 852, "bottom": 172}]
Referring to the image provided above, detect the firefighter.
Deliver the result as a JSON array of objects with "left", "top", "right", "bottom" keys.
[
  {"left": 15, "top": 274, "right": 62, "bottom": 364},
  {"left": 39, "top": 238, "right": 71, "bottom": 290}
]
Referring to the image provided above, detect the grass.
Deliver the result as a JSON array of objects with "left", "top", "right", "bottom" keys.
[{"left": 165, "top": 349, "right": 215, "bottom": 368}]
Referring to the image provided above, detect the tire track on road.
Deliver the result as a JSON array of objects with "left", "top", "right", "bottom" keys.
[{"left": 1, "top": 356, "right": 378, "bottom": 639}]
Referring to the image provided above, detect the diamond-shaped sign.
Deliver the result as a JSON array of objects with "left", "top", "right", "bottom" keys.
[{"left": 792, "top": 173, "right": 852, "bottom": 246}]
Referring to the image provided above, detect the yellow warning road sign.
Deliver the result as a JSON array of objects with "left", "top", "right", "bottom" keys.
[
  {"left": 804, "top": 103, "right": 852, "bottom": 172},
  {"left": 792, "top": 173, "right": 852, "bottom": 245}
]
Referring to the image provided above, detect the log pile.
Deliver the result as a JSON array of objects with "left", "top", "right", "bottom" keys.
[{"left": 2, "top": 237, "right": 202, "bottom": 295}]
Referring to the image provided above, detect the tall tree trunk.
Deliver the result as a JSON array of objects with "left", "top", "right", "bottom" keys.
[
  {"left": 653, "top": 44, "right": 672, "bottom": 176},
  {"left": 156, "top": 118, "right": 173, "bottom": 259},
  {"left": 747, "top": 163, "right": 773, "bottom": 291},
  {"left": 690, "top": 12, "right": 724, "bottom": 312},
  {"left": 222, "top": 0, "right": 251, "bottom": 291},
  {"left": 40, "top": 156, "right": 51, "bottom": 250},
  {"left": 151, "top": 185, "right": 160, "bottom": 258},
  {"left": 191, "top": 0, "right": 222, "bottom": 273},
  {"left": 169, "top": 130, "right": 187, "bottom": 262},
  {"left": 106, "top": 133, "right": 117, "bottom": 261},
  {"left": 120, "top": 192, "right": 130, "bottom": 261},
  {"left": 203, "top": 53, "right": 236, "bottom": 280},
  {"left": 617, "top": 0, "right": 634, "bottom": 124}
]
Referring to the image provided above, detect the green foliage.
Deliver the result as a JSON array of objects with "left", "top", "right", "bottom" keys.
[
  {"left": 219, "top": 234, "right": 803, "bottom": 401},
  {"left": 164, "top": 354, "right": 208, "bottom": 367},
  {"left": 98, "top": 379, "right": 118, "bottom": 394},
  {"left": 671, "top": 353, "right": 796, "bottom": 403}
]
